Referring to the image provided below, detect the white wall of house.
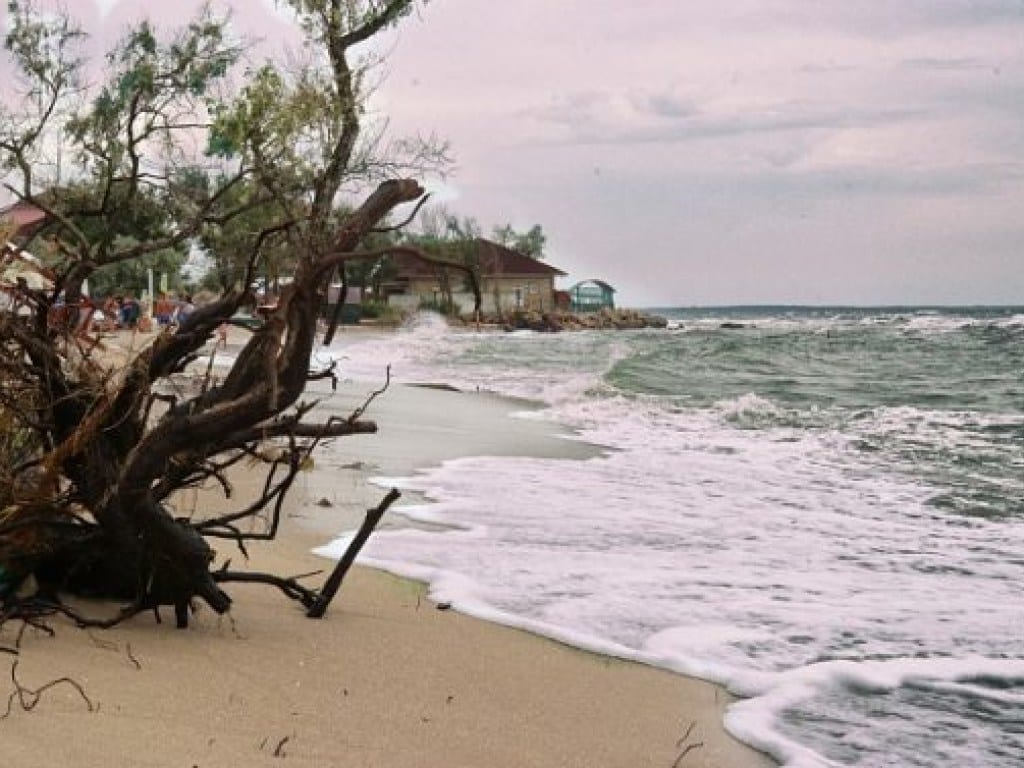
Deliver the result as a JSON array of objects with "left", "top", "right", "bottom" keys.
[
  {"left": 390, "top": 291, "right": 498, "bottom": 315},
  {"left": 389, "top": 276, "right": 557, "bottom": 316}
]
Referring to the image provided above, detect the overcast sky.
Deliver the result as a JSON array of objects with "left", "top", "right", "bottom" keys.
[{"left": 9, "top": 1, "right": 1024, "bottom": 306}]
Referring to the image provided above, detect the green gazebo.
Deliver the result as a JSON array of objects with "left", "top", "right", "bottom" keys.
[{"left": 568, "top": 279, "right": 616, "bottom": 312}]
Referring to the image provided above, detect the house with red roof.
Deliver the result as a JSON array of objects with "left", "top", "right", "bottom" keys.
[
  {"left": 383, "top": 238, "right": 566, "bottom": 315},
  {"left": 1, "top": 201, "right": 55, "bottom": 305},
  {"left": 0, "top": 199, "right": 48, "bottom": 241}
]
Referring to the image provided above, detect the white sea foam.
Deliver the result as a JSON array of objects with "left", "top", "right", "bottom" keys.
[
  {"left": 313, "top": 309, "right": 1024, "bottom": 767},
  {"left": 714, "top": 392, "right": 783, "bottom": 424},
  {"left": 318, "top": 424, "right": 1022, "bottom": 764},
  {"left": 310, "top": 311, "right": 462, "bottom": 384},
  {"left": 903, "top": 314, "right": 974, "bottom": 332}
]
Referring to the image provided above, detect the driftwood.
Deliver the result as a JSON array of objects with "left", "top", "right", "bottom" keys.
[
  {"left": 0, "top": 0, "right": 467, "bottom": 638},
  {"left": 307, "top": 487, "right": 401, "bottom": 618},
  {"left": 0, "top": 179, "right": 479, "bottom": 631}
]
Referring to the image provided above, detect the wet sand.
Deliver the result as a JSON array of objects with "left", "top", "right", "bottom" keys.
[{"left": 0, "top": 327, "right": 774, "bottom": 767}]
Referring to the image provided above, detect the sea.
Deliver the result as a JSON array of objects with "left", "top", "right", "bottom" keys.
[{"left": 316, "top": 306, "right": 1024, "bottom": 768}]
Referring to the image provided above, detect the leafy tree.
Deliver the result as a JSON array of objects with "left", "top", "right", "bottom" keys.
[
  {"left": 196, "top": 176, "right": 297, "bottom": 293},
  {"left": 88, "top": 240, "right": 187, "bottom": 298},
  {"left": 398, "top": 205, "right": 482, "bottom": 311},
  {"left": 492, "top": 222, "right": 547, "bottom": 258},
  {"left": 2, "top": 4, "right": 248, "bottom": 292},
  {"left": 0, "top": 0, "right": 469, "bottom": 631}
]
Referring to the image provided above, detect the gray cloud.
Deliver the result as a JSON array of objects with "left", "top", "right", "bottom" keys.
[
  {"left": 901, "top": 57, "right": 993, "bottom": 72},
  {"left": 526, "top": 90, "right": 922, "bottom": 149},
  {"left": 642, "top": 92, "right": 701, "bottom": 120},
  {"left": 798, "top": 62, "right": 860, "bottom": 75},
  {"left": 725, "top": 163, "right": 1024, "bottom": 201},
  {"left": 5, "top": 0, "right": 1022, "bottom": 305},
  {"left": 744, "top": 0, "right": 1024, "bottom": 38}
]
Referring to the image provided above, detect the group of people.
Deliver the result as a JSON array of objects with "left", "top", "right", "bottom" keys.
[
  {"left": 53, "top": 291, "right": 197, "bottom": 336},
  {"left": 152, "top": 292, "right": 196, "bottom": 329}
]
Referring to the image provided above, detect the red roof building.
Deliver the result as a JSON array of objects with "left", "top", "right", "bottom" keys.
[
  {"left": 385, "top": 238, "right": 566, "bottom": 315},
  {"left": 0, "top": 200, "right": 48, "bottom": 240}
]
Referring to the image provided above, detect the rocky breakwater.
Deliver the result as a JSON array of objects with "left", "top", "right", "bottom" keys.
[{"left": 500, "top": 307, "right": 669, "bottom": 332}]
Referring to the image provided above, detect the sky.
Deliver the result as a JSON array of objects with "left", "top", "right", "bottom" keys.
[{"left": 4, "top": 1, "right": 1024, "bottom": 306}]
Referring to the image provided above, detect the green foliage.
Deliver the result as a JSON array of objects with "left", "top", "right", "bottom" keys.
[
  {"left": 358, "top": 300, "right": 386, "bottom": 318},
  {"left": 281, "top": 0, "right": 421, "bottom": 46},
  {"left": 358, "top": 301, "right": 404, "bottom": 324},
  {"left": 344, "top": 229, "right": 397, "bottom": 289},
  {"left": 410, "top": 206, "right": 547, "bottom": 260},
  {"left": 492, "top": 222, "right": 547, "bottom": 258},
  {"left": 207, "top": 65, "right": 291, "bottom": 160},
  {"left": 88, "top": 240, "right": 186, "bottom": 298},
  {"left": 3, "top": 1, "right": 85, "bottom": 98},
  {"left": 55, "top": 182, "right": 173, "bottom": 244},
  {"left": 406, "top": 206, "right": 479, "bottom": 263},
  {"left": 2, "top": 0, "right": 438, "bottom": 306},
  {"left": 0, "top": 0, "right": 448, "bottom": 625},
  {"left": 399, "top": 206, "right": 549, "bottom": 299},
  {"left": 206, "top": 1, "right": 438, "bottom": 207},
  {"left": 1, "top": 1, "right": 246, "bottom": 283},
  {"left": 64, "top": 8, "right": 241, "bottom": 172},
  {"left": 197, "top": 175, "right": 297, "bottom": 292}
]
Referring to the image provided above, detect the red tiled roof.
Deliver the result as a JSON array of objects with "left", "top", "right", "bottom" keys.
[
  {"left": 475, "top": 239, "right": 566, "bottom": 276},
  {"left": 0, "top": 201, "right": 47, "bottom": 237},
  {"left": 391, "top": 238, "right": 565, "bottom": 278}
]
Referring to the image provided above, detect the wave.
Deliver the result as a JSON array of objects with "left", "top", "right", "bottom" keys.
[
  {"left": 724, "top": 656, "right": 1024, "bottom": 768},
  {"left": 310, "top": 310, "right": 1024, "bottom": 768},
  {"left": 715, "top": 393, "right": 784, "bottom": 426},
  {"left": 319, "top": 495, "right": 1024, "bottom": 768}
]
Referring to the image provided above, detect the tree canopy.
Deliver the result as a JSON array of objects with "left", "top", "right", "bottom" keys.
[
  {"left": 0, "top": 0, "right": 465, "bottom": 633},
  {"left": 491, "top": 222, "right": 547, "bottom": 259}
]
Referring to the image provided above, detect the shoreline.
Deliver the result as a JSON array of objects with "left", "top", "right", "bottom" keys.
[
  {"left": 1, "top": 475, "right": 773, "bottom": 768},
  {"left": 294, "top": 375, "right": 776, "bottom": 767},
  {"left": 0, "top": 326, "right": 775, "bottom": 767},
  {"left": 263, "top": 325, "right": 776, "bottom": 766}
]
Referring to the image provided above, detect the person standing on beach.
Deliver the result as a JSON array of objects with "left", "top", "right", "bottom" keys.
[
  {"left": 154, "top": 292, "right": 174, "bottom": 328},
  {"left": 176, "top": 294, "right": 195, "bottom": 326},
  {"left": 120, "top": 293, "right": 140, "bottom": 329},
  {"left": 75, "top": 294, "right": 96, "bottom": 337},
  {"left": 102, "top": 295, "right": 121, "bottom": 329}
]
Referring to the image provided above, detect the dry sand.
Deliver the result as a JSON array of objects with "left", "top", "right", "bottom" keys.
[
  {"left": 0, "top": 326, "right": 775, "bottom": 767},
  {"left": 3, "top": 532, "right": 773, "bottom": 768}
]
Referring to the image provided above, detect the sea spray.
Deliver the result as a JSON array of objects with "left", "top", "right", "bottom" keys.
[{"left": 317, "top": 307, "right": 1024, "bottom": 768}]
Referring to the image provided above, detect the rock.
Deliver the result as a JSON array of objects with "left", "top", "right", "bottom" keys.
[
  {"left": 541, "top": 312, "right": 563, "bottom": 332},
  {"left": 488, "top": 308, "right": 670, "bottom": 333}
]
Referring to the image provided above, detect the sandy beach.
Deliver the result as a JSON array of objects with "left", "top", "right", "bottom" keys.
[{"left": 1, "top": 328, "right": 774, "bottom": 768}]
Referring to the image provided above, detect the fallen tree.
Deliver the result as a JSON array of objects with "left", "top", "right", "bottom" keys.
[{"left": 0, "top": 0, "right": 473, "bottom": 630}]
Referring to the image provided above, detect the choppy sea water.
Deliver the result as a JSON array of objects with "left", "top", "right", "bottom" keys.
[{"left": 318, "top": 307, "right": 1024, "bottom": 768}]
